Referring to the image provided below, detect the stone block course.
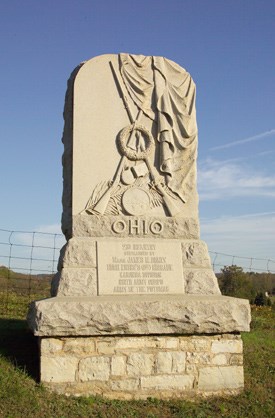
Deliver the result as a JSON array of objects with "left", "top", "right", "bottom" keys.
[
  {"left": 41, "top": 356, "right": 78, "bottom": 383},
  {"left": 126, "top": 353, "right": 154, "bottom": 376},
  {"left": 78, "top": 357, "right": 110, "bottom": 381},
  {"left": 40, "top": 334, "right": 246, "bottom": 398},
  {"left": 211, "top": 339, "right": 243, "bottom": 354},
  {"left": 198, "top": 366, "right": 244, "bottom": 391},
  {"left": 111, "top": 356, "right": 126, "bottom": 376},
  {"left": 141, "top": 374, "right": 194, "bottom": 390}
]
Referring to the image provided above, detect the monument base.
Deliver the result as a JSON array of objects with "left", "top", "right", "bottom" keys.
[
  {"left": 28, "top": 295, "right": 250, "bottom": 399},
  {"left": 40, "top": 333, "right": 244, "bottom": 399}
]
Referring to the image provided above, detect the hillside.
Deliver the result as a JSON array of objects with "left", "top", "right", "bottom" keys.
[{"left": 0, "top": 265, "right": 53, "bottom": 296}]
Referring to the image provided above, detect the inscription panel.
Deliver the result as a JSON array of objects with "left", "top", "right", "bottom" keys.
[{"left": 97, "top": 240, "right": 184, "bottom": 295}]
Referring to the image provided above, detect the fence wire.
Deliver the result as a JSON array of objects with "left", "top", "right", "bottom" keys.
[
  {"left": 0, "top": 227, "right": 274, "bottom": 318},
  {"left": 0, "top": 228, "right": 65, "bottom": 318}
]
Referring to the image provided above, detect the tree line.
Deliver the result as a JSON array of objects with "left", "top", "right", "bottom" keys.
[{"left": 217, "top": 265, "right": 275, "bottom": 306}]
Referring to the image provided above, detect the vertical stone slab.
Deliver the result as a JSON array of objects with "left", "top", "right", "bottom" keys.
[{"left": 55, "top": 53, "right": 220, "bottom": 296}]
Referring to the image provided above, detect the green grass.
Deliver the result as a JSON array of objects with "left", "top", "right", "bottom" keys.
[
  {"left": 0, "top": 306, "right": 274, "bottom": 418},
  {"left": 0, "top": 292, "right": 51, "bottom": 320}
]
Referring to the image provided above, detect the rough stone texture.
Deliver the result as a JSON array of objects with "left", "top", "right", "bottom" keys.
[
  {"left": 40, "top": 333, "right": 245, "bottom": 399},
  {"left": 198, "top": 366, "right": 244, "bottom": 391},
  {"left": 62, "top": 238, "right": 97, "bottom": 267},
  {"left": 141, "top": 375, "right": 194, "bottom": 390},
  {"left": 181, "top": 241, "right": 212, "bottom": 268},
  {"left": 28, "top": 295, "right": 250, "bottom": 336},
  {"left": 41, "top": 356, "right": 78, "bottom": 383},
  {"left": 78, "top": 357, "right": 110, "bottom": 381},
  {"left": 184, "top": 269, "right": 221, "bottom": 295},
  {"left": 212, "top": 339, "right": 243, "bottom": 354},
  {"left": 111, "top": 356, "right": 126, "bottom": 376},
  {"left": 51, "top": 268, "right": 98, "bottom": 297},
  {"left": 52, "top": 268, "right": 97, "bottom": 297},
  {"left": 127, "top": 353, "right": 154, "bottom": 376},
  {"left": 73, "top": 214, "right": 200, "bottom": 239},
  {"left": 50, "top": 237, "right": 221, "bottom": 297}
]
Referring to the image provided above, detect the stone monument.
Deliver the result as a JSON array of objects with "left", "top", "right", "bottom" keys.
[{"left": 28, "top": 54, "right": 251, "bottom": 399}]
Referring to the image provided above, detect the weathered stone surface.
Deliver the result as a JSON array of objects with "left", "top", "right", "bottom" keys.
[
  {"left": 39, "top": 333, "right": 246, "bottom": 397},
  {"left": 186, "top": 352, "right": 211, "bottom": 365},
  {"left": 198, "top": 366, "right": 244, "bottom": 390},
  {"left": 156, "top": 352, "right": 173, "bottom": 373},
  {"left": 40, "top": 338, "right": 63, "bottom": 354},
  {"left": 185, "top": 269, "right": 221, "bottom": 295},
  {"left": 141, "top": 374, "right": 194, "bottom": 390},
  {"left": 63, "top": 337, "right": 96, "bottom": 354},
  {"left": 53, "top": 267, "right": 97, "bottom": 297},
  {"left": 156, "top": 352, "right": 186, "bottom": 374},
  {"left": 62, "top": 238, "right": 96, "bottom": 267},
  {"left": 41, "top": 356, "right": 78, "bottom": 382},
  {"left": 181, "top": 241, "right": 211, "bottom": 268},
  {"left": 28, "top": 295, "right": 250, "bottom": 336},
  {"left": 126, "top": 353, "right": 154, "bottom": 376},
  {"left": 182, "top": 337, "right": 211, "bottom": 352},
  {"left": 78, "top": 357, "right": 110, "bottom": 381},
  {"left": 211, "top": 339, "right": 243, "bottom": 354},
  {"left": 115, "top": 337, "right": 159, "bottom": 349},
  {"left": 171, "top": 351, "right": 186, "bottom": 373},
  {"left": 110, "top": 378, "right": 139, "bottom": 391},
  {"left": 111, "top": 356, "right": 126, "bottom": 376},
  {"left": 73, "top": 214, "right": 199, "bottom": 239},
  {"left": 212, "top": 354, "right": 228, "bottom": 365}
]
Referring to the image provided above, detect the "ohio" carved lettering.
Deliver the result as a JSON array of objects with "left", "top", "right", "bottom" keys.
[{"left": 112, "top": 219, "right": 164, "bottom": 235}]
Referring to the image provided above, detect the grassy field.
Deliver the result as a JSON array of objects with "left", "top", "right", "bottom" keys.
[{"left": 0, "top": 305, "right": 274, "bottom": 417}]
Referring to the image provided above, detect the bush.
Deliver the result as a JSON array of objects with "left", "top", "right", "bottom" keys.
[
  {"left": 218, "top": 265, "right": 256, "bottom": 300},
  {"left": 254, "top": 292, "right": 271, "bottom": 306}
]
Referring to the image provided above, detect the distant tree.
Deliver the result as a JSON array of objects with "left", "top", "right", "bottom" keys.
[{"left": 218, "top": 265, "right": 256, "bottom": 301}]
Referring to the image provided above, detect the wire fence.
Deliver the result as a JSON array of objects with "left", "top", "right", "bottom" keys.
[{"left": 0, "top": 227, "right": 275, "bottom": 319}]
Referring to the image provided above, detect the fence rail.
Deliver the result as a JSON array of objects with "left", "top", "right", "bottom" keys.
[{"left": 0, "top": 228, "right": 274, "bottom": 319}]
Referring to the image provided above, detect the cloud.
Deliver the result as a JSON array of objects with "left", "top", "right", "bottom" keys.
[
  {"left": 35, "top": 224, "right": 63, "bottom": 234},
  {"left": 210, "top": 129, "right": 275, "bottom": 151},
  {"left": 200, "top": 212, "right": 275, "bottom": 272},
  {"left": 198, "top": 158, "right": 275, "bottom": 201}
]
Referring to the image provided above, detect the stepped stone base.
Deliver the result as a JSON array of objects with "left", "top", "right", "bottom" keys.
[
  {"left": 28, "top": 294, "right": 250, "bottom": 399},
  {"left": 40, "top": 333, "right": 245, "bottom": 399}
]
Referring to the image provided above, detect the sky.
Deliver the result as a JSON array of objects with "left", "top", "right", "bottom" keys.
[{"left": 0, "top": 0, "right": 274, "bottom": 272}]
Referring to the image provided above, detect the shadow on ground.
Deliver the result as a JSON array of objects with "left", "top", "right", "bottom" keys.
[{"left": 0, "top": 318, "right": 39, "bottom": 381}]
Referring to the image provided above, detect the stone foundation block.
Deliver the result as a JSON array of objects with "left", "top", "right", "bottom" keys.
[
  {"left": 40, "top": 334, "right": 246, "bottom": 399},
  {"left": 198, "top": 366, "right": 244, "bottom": 391}
]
